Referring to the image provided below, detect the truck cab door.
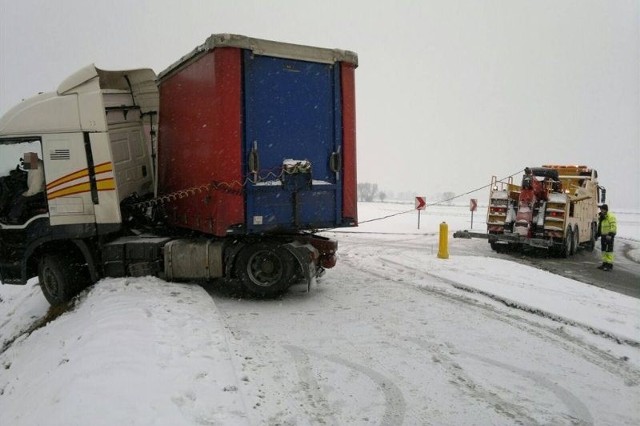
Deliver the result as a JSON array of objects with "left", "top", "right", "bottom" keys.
[{"left": 44, "top": 132, "right": 99, "bottom": 227}]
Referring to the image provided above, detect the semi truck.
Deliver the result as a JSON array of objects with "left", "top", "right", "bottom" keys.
[
  {"left": 454, "top": 165, "right": 605, "bottom": 257},
  {"left": 0, "top": 34, "right": 358, "bottom": 305}
]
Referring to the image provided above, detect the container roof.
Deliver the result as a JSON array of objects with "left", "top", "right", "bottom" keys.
[{"left": 159, "top": 33, "right": 358, "bottom": 81}]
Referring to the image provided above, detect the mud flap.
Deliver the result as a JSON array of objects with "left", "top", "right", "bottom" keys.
[{"left": 283, "top": 242, "right": 318, "bottom": 292}]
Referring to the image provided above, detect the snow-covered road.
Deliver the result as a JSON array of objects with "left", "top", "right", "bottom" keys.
[{"left": 208, "top": 228, "right": 639, "bottom": 425}]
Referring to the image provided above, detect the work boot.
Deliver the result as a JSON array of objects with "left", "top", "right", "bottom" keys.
[
  {"left": 604, "top": 263, "right": 613, "bottom": 271},
  {"left": 597, "top": 263, "right": 607, "bottom": 270}
]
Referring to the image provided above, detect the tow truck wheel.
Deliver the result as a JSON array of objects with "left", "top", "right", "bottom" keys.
[
  {"left": 571, "top": 225, "right": 579, "bottom": 255},
  {"left": 560, "top": 227, "right": 572, "bottom": 258},
  {"left": 38, "top": 254, "right": 88, "bottom": 306},
  {"left": 586, "top": 222, "right": 597, "bottom": 252},
  {"left": 490, "top": 241, "right": 504, "bottom": 253},
  {"left": 235, "top": 243, "right": 295, "bottom": 298}
]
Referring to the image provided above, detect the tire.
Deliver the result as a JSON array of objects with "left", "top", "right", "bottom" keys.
[
  {"left": 0, "top": 179, "right": 10, "bottom": 215},
  {"left": 570, "top": 225, "right": 579, "bottom": 255},
  {"left": 508, "top": 243, "right": 523, "bottom": 253},
  {"left": 235, "top": 242, "right": 296, "bottom": 298},
  {"left": 38, "top": 254, "right": 89, "bottom": 306},
  {"left": 586, "top": 222, "right": 597, "bottom": 252},
  {"left": 490, "top": 241, "right": 505, "bottom": 253},
  {"left": 560, "top": 227, "right": 572, "bottom": 258}
]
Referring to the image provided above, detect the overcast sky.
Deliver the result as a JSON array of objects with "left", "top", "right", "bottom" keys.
[{"left": 1, "top": 0, "right": 638, "bottom": 209}]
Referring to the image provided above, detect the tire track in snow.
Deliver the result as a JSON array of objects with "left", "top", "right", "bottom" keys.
[
  {"left": 217, "top": 319, "right": 407, "bottom": 424},
  {"left": 622, "top": 241, "right": 640, "bottom": 264},
  {"left": 467, "top": 352, "right": 594, "bottom": 425},
  {"left": 283, "top": 345, "right": 337, "bottom": 424},
  {"left": 285, "top": 345, "right": 407, "bottom": 426},
  {"left": 380, "top": 256, "right": 640, "bottom": 348},
  {"left": 332, "top": 259, "right": 590, "bottom": 423},
  {"left": 341, "top": 256, "right": 640, "bottom": 387},
  {"left": 406, "top": 337, "right": 539, "bottom": 424},
  {"left": 407, "top": 336, "right": 594, "bottom": 425}
]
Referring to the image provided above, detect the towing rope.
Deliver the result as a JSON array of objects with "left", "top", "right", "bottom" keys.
[
  {"left": 129, "top": 166, "right": 525, "bottom": 231},
  {"left": 322, "top": 169, "right": 525, "bottom": 230},
  {"left": 129, "top": 162, "right": 314, "bottom": 209}
]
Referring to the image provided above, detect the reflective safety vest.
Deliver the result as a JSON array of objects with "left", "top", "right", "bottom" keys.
[{"left": 599, "top": 212, "right": 617, "bottom": 236}]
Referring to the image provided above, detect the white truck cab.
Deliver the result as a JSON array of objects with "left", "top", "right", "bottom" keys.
[{"left": 0, "top": 66, "right": 159, "bottom": 299}]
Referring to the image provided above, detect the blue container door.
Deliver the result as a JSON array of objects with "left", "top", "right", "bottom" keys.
[{"left": 243, "top": 52, "right": 343, "bottom": 233}]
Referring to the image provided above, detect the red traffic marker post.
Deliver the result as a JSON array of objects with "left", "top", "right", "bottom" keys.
[
  {"left": 470, "top": 198, "right": 478, "bottom": 229},
  {"left": 415, "top": 196, "right": 426, "bottom": 229}
]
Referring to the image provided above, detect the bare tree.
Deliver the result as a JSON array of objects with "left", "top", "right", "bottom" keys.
[
  {"left": 379, "top": 191, "right": 386, "bottom": 202},
  {"left": 441, "top": 191, "right": 456, "bottom": 205},
  {"left": 357, "top": 182, "right": 378, "bottom": 202}
]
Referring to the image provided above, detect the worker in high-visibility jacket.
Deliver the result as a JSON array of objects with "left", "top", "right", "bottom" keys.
[{"left": 596, "top": 204, "right": 617, "bottom": 271}]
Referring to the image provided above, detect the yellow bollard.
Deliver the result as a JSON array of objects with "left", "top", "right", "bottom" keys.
[{"left": 437, "top": 221, "right": 449, "bottom": 259}]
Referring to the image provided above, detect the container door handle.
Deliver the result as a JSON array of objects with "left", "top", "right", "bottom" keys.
[
  {"left": 249, "top": 141, "right": 259, "bottom": 182},
  {"left": 330, "top": 149, "right": 341, "bottom": 181}
]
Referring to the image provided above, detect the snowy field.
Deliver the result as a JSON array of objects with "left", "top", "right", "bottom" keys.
[{"left": 0, "top": 202, "right": 639, "bottom": 425}]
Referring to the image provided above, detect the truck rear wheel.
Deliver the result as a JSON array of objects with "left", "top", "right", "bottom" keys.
[
  {"left": 571, "top": 225, "right": 579, "bottom": 255},
  {"left": 235, "top": 243, "right": 295, "bottom": 298},
  {"left": 559, "top": 227, "right": 572, "bottom": 258},
  {"left": 585, "top": 222, "right": 597, "bottom": 252},
  {"left": 38, "top": 254, "right": 89, "bottom": 306},
  {"left": 490, "top": 241, "right": 504, "bottom": 253}
]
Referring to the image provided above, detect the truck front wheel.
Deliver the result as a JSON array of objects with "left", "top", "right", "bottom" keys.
[
  {"left": 38, "top": 254, "right": 88, "bottom": 306},
  {"left": 235, "top": 243, "right": 295, "bottom": 298}
]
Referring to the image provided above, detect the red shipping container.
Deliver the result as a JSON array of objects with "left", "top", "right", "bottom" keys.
[{"left": 157, "top": 34, "right": 357, "bottom": 237}]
